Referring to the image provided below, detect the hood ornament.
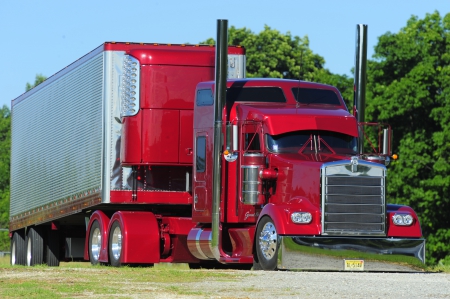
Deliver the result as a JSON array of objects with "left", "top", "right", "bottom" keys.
[{"left": 350, "top": 156, "right": 359, "bottom": 173}]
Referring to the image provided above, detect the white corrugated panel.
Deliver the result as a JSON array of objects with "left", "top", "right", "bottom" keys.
[{"left": 10, "top": 53, "right": 104, "bottom": 217}]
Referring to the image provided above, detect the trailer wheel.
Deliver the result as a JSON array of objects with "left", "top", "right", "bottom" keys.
[
  {"left": 26, "top": 227, "right": 44, "bottom": 266},
  {"left": 254, "top": 216, "right": 279, "bottom": 271},
  {"left": 45, "top": 229, "right": 60, "bottom": 267},
  {"left": 108, "top": 221, "right": 123, "bottom": 267},
  {"left": 11, "top": 230, "right": 26, "bottom": 265},
  {"left": 89, "top": 221, "right": 102, "bottom": 265}
]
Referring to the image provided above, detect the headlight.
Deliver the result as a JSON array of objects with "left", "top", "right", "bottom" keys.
[
  {"left": 291, "top": 212, "right": 312, "bottom": 224},
  {"left": 392, "top": 213, "right": 414, "bottom": 226}
]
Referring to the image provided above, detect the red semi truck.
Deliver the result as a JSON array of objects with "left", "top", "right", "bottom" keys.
[{"left": 9, "top": 21, "right": 425, "bottom": 271}]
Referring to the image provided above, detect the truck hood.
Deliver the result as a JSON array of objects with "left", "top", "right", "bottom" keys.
[
  {"left": 267, "top": 152, "right": 358, "bottom": 207},
  {"left": 236, "top": 104, "right": 358, "bottom": 137}
]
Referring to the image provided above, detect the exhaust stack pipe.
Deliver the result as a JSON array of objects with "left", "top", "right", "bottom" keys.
[
  {"left": 354, "top": 24, "right": 368, "bottom": 154},
  {"left": 211, "top": 19, "right": 228, "bottom": 261}
]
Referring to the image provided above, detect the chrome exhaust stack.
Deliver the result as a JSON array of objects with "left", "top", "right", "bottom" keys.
[
  {"left": 211, "top": 19, "right": 228, "bottom": 261},
  {"left": 354, "top": 24, "right": 368, "bottom": 154}
]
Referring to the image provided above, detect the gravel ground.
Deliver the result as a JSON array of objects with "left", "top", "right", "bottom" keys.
[
  {"left": 2, "top": 267, "right": 449, "bottom": 298},
  {"left": 162, "top": 270, "right": 450, "bottom": 299}
]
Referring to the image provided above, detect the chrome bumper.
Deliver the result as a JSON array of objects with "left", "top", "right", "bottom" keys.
[{"left": 279, "top": 236, "right": 426, "bottom": 272}]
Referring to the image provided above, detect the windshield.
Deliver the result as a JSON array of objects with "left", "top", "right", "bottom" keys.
[{"left": 266, "top": 130, "right": 357, "bottom": 155}]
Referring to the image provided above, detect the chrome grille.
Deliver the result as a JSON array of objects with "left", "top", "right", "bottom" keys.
[{"left": 321, "top": 160, "right": 386, "bottom": 236}]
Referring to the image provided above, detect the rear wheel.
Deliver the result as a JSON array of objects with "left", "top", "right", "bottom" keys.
[
  {"left": 254, "top": 216, "right": 279, "bottom": 271},
  {"left": 10, "top": 230, "right": 26, "bottom": 266},
  {"left": 26, "top": 227, "right": 44, "bottom": 266},
  {"left": 109, "top": 221, "right": 123, "bottom": 267},
  {"left": 89, "top": 221, "right": 102, "bottom": 265},
  {"left": 45, "top": 229, "right": 60, "bottom": 267}
]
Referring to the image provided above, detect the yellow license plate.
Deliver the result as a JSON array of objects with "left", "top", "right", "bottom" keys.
[{"left": 344, "top": 259, "right": 364, "bottom": 271}]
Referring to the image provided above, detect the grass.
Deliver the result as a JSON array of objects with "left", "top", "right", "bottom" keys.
[
  {"left": 1, "top": 253, "right": 449, "bottom": 298},
  {"left": 0, "top": 256, "right": 250, "bottom": 298}
]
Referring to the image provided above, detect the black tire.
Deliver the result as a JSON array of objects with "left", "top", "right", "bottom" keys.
[
  {"left": 45, "top": 229, "right": 60, "bottom": 267},
  {"left": 26, "top": 227, "right": 44, "bottom": 266},
  {"left": 108, "top": 221, "right": 123, "bottom": 267},
  {"left": 10, "top": 230, "right": 26, "bottom": 266},
  {"left": 89, "top": 221, "right": 102, "bottom": 266},
  {"left": 254, "top": 216, "right": 279, "bottom": 271}
]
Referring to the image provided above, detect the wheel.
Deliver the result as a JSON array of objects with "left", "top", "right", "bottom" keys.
[
  {"left": 254, "top": 216, "right": 279, "bottom": 270},
  {"left": 108, "top": 221, "right": 123, "bottom": 267},
  {"left": 10, "top": 230, "right": 26, "bottom": 265},
  {"left": 89, "top": 221, "right": 102, "bottom": 265},
  {"left": 45, "top": 229, "right": 60, "bottom": 267},
  {"left": 26, "top": 227, "right": 44, "bottom": 266}
]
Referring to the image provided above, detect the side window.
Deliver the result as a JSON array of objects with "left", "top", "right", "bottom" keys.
[
  {"left": 244, "top": 133, "right": 260, "bottom": 151},
  {"left": 196, "top": 136, "right": 206, "bottom": 172},
  {"left": 196, "top": 89, "right": 213, "bottom": 106}
]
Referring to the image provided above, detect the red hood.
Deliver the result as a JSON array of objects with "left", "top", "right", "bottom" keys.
[{"left": 236, "top": 104, "right": 358, "bottom": 137}]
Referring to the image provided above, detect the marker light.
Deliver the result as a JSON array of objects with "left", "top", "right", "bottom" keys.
[
  {"left": 392, "top": 213, "right": 413, "bottom": 226},
  {"left": 291, "top": 212, "right": 312, "bottom": 224},
  {"left": 120, "top": 55, "right": 140, "bottom": 117}
]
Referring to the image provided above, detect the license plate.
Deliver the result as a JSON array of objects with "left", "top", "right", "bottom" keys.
[{"left": 343, "top": 259, "right": 364, "bottom": 271}]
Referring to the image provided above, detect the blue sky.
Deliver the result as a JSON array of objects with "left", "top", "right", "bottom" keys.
[{"left": 1, "top": 1, "right": 448, "bottom": 108}]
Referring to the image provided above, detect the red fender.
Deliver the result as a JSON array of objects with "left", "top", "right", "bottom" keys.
[
  {"left": 84, "top": 210, "right": 110, "bottom": 262},
  {"left": 258, "top": 203, "right": 289, "bottom": 234},
  {"left": 108, "top": 211, "right": 160, "bottom": 264},
  {"left": 387, "top": 205, "right": 423, "bottom": 237},
  {"left": 257, "top": 198, "right": 321, "bottom": 235}
]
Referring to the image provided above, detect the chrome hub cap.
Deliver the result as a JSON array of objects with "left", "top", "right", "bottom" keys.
[
  {"left": 258, "top": 221, "right": 277, "bottom": 260},
  {"left": 90, "top": 227, "right": 101, "bottom": 261},
  {"left": 111, "top": 226, "right": 122, "bottom": 261}
]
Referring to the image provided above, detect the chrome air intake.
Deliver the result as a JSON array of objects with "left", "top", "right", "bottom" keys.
[{"left": 321, "top": 157, "right": 386, "bottom": 236}]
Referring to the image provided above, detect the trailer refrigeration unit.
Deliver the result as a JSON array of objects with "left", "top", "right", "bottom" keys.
[{"left": 10, "top": 20, "right": 425, "bottom": 271}]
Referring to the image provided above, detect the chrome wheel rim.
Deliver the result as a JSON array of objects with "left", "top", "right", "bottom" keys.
[
  {"left": 90, "top": 227, "right": 101, "bottom": 261},
  {"left": 258, "top": 221, "right": 278, "bottom": 260},
  {"left": 11, "top": 241, "right": 16, "bottom": 265},
  {"left": 26, "top": 237, "right": 32, "bottom": 266},
  {"left": 111, "top": 226, "right": 122, "bottom": 261}
]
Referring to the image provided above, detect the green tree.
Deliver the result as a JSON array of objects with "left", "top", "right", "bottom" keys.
[
  {"left": 25, "top": 73, "right": 47, "bottom": 91},
  {"left": 366, "top": 11, "right": 450, "bottom": 264},
  {"left": 0, "top": 105, "right": 10, "bottom": 250},
  {"left": 201, "top": 26, "right": 354, "bottom": 106}
]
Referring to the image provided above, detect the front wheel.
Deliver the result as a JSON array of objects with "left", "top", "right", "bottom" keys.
[
  {"left": 254, "top": 216, "right": 279, "bottom": 271},
  {"left": 109, "top": 221, "right": 123, "bottom": 267}
]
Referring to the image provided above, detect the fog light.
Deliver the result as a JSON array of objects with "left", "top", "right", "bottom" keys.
[
  {"left": 392, "top": 213, "right": 414, "bottom": 226},
  {"left": 291, "top": 212, "right": 312, "bottom": 224}
]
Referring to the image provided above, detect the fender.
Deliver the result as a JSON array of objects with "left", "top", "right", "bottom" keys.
[
  {"left": 387, "top": 204, "right": 423, "bottom": 238},
  {"left": 84, "top": 210, "right": 110, "bottom": 262},
  {"left": 108, "top": 211, "right": 160, "bottom": 264},
  {"left": 257, "top": 197, "right": 321, "bottom": 235}
]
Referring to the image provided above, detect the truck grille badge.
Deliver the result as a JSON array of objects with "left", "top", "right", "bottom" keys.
[{"left": 350, "top": 156, "right": 358, "bottom": 173}]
